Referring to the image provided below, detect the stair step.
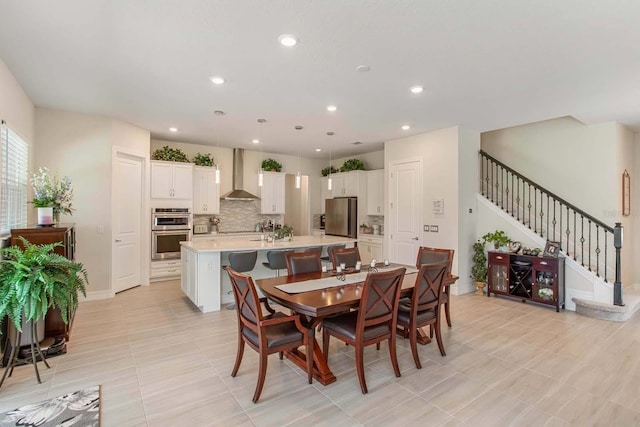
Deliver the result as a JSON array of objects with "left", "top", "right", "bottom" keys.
[{"left": 573, "top": 285, "right": 640, "bottom": 322}]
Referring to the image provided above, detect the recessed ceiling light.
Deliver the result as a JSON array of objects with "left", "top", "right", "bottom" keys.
[
  {"left": 210, "top": 76, "right": 225, "bottom": 85},
  {"left": 410, "top": 85, "right": 423, "bottom": 94},
  {"left": 252, "top": 139, "right": 260, "bottom": 144},
  {"left": 169, "top": 127, "right": 178, "bottom": 132},
  {"left": 356, "top": 65, "right": 371, "bottom": 72},
  {"left": 327, "top": 105, "right": 337, "bottom": 112},
  {"left": 401, "top": 125, "right": 411, "bottom": 130},
  {"left": 278, "top": 34, "right": 298, "bottom": 47},
  {"left": 315, "top": 148, "right": 322, "bottom": 152}
]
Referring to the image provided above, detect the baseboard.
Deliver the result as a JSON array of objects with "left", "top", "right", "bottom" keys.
[{"left": 81, "top": 290, "right": 115, "bottom": 302}]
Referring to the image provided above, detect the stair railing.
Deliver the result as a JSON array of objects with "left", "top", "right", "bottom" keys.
[{"left": 479, "top": 150, "right": 623, "bottom": 304}]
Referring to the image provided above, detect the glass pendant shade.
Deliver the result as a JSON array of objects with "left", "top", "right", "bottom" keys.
[
  {"left": 215, "top": 164, "right": 220, "bottom": 184},
  {"left": 258, "top": 168, "right": 264, "bottom": 187},
  {"left": 328, "top": 177, "right": 332, "bottom": 191},
  {"left": 295, "top": 171, "right": 301, "bottom": 189}
]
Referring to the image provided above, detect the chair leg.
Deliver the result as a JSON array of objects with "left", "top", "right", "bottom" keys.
[
  {"left": 231, "top": 338, "right": 245, "bottom": 377},
  {"left": 355, "top": 344, "right": 368, "bottom": 394},
  {"left": 434, "top": 320, "right": 446, "bottom": 357},
  {"left": 409, "top": 325, "right": 422, "bottom": 369},
  {"left": 253, "top": 352, "right": 268, "bottom": 403},
  {"left": 376, "top": 342, "right": 380, "bottom": 351},
  {"left": 388, "top": 334, "right": 401, "bottom": 378},
  {"left": 445, "top": 300, "right": 452, "bottom": 328},
  {"left": 279, "top": 351, "right": 283, "bottom": 360},
  {"left": 429, "top": 324, "right": 433, "bottom": 339}
]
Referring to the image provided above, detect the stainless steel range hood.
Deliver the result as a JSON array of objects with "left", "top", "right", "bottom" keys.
[{"left": 221, "top": 148, "right": 260, "bottom": 200}]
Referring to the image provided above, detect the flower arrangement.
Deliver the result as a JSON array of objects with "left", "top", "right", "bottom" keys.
[
  {"left": 30, "top": 167, "right": 74, "bottom": 220},
  {"left": 538, "top": 288, "right": 553, "bottom": 300}
]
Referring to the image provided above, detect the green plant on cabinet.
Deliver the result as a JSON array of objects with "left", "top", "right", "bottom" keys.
[
  {"left": 482, "top": 230, "right": 511, "bottom": 250},
  {"left": 152, "top": 145, "right": 190, "bottom": 162},
  {"left": 321, "top": 165, "right": 339, "bottom": 177},
  {"left": 261, "top": 158, "right": 282, "bottom": 172},
  {"left": 193, "top": 153, "right": 214, "bottom": 166},
  {"left": 339, "top": 158, "right": 365, "bottom": 172}
]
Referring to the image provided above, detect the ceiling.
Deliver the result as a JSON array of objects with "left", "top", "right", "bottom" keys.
[{"left": 1, "top": 0, "right": 639, "bottom": 158}]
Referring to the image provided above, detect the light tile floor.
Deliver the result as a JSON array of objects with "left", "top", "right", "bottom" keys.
[{"left": 1, "top": 280, "right": 640, "bottom": 426}]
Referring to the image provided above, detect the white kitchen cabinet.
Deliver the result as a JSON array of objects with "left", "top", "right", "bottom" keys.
[
  {"left": 151, "top": 161, "right": 193, "bottom": 199},
  {"left": 260, "top": 172, "right": 286, "bottom": 214},
  {"left": 358, "top": 234, "right": 383, "bottom": 265},
  {"left": 367, "top": 169, "right": 384, "bottom": 215},
  {"left": 150, "top": 259, "right": 182, "bottom": 280},
  {"left": 330, "top": 171, "right": 365, "bottom": 197},
  {"left": 193, "top": 166, "right": 220, "bottom": 214}
]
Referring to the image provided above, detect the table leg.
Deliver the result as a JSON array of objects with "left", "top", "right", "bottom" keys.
[
  {"left": 285, "top": 319, "right": 336, "bottom": 386},
  {"left": 416, "top": 327, "right": 432, "bottom": 345}
]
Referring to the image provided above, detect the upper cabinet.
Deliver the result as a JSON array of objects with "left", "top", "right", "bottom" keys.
[
  {"left": 367, "top": 169, "right": 384, "bottom": 215},
  {"left": 331, "top": 171, "right": 365, "bottom": 197},
  {"left": 260, "top": 172, "right": 285, "bottom": 214},
  {"left": 151, "top": 161, "right": 193, "bottom": 199},
  {"left": 193, "top": 166, "right": 220, "bottom": 214}
]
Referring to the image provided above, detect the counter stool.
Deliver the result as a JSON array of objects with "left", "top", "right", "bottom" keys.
[
  {"left": 224, "top": 251, "right": 258, "bottom": 309},
  {"left": 298, "top": 246, "right": 322, "bottom": 255},
  {"left": 262, "top": 249, "right": 294, "bottom": 277}
]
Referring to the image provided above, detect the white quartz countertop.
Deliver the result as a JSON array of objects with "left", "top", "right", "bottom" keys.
[{"left": 181, "top": 235, "right": 357, "bottom": 253}]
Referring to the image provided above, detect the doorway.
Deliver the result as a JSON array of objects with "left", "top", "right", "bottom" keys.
[
  {"left": 388, "top": 159, "right": 423, "bottom": 265},
  {"left": 111, "top": 147, "right": 146, "bottom": 293}
]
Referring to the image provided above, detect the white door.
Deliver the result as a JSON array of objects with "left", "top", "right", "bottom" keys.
[
  {"left": 112, "top": 150, "right": 144, "bottom": 293},
  {"left": 388, "top": 159, "right": 422, "bottom": 265}
]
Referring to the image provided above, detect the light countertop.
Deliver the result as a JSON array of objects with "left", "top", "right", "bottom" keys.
[{"left": 181, "top": 235, "right": 357, "bottom": 253}]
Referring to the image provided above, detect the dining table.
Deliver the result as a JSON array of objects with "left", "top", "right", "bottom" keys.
[{"left": 256, "top": 264, "right": 458, "bottom": 386}]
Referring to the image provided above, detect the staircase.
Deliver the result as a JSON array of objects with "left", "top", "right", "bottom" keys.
[{"left": 479, "top": 151, "right": 640, "bottom": 321}]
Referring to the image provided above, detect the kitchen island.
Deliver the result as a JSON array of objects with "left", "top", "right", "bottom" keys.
[{"left": 180, "top": 235, "right": 356, "bottom": 312}]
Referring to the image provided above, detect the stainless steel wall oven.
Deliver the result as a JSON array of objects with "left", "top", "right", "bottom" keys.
[{"left": 151, "top": 208, "right": 192, "bottom": 260}]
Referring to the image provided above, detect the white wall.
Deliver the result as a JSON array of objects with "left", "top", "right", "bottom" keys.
[
  {"left": 36, "top": 108, "right": 150, "bottom": 294},
  {"left": 384, "top": 126, "right": 480, "bottom": 294},
  {"left": 482, "top": 116, "right": 637, "bottom": 285}
]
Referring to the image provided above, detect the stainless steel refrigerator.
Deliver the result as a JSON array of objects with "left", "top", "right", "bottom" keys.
[{"left": 325, "top": 197, "right": 357, "bottom": 238}]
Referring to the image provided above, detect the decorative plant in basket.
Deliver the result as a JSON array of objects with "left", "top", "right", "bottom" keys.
[
  {"left": 471, "top": 240, "right": 488, "bottom": 295},
  {"left": 193, "top": 153, "right": 214, "bottom": 166},
  {"left": 152, "top": 145, "right": 189, "bottom": 162},
  {"left": 321, "top": 165, "right": 338, "bottom": 177},
  {"left": 261, "top": 158, "right": 282, "bottom": 172},
  {"left": 275, "top": 224, "right": 293, "bottom": 240},
  {"left": 339, "top": 158, "right": 365, "bottom": 172}
]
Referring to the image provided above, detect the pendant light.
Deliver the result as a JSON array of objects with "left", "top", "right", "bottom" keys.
[
  {"left": 213, "top": 110, "right": 224, "bottom": 184},
  {"left": 327, "top": 131, "right": 334, "bottom": 191},
  {"left": 257, "top": 119, "right": 266, "bottom": 187},
  {"left": 295, "top": 125, "right": 303, "bottom": 189}
]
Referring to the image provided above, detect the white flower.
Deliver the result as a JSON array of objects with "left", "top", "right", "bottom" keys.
[{"left": 30, "top": 167, "right": 74, "bottom": 217}]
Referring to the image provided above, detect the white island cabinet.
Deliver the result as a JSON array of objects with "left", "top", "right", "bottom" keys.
[{"left": 180, "top": 235, "right": 356, "bottom": 313}]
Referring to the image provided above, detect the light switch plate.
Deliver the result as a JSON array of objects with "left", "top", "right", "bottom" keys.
[
  {"left": 423, "top": 225, "right": 429, "bottom": 232},
  {"left": 430, "top": 225, "right": 439, "bottom": 232}
]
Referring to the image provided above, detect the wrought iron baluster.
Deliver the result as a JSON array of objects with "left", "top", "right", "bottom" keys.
[
  {"left": 500, "top": 166, "right": 504, "bottom": 210},
  {"left": 580, "top": 215, "right": 585, "bottom": 266},
  {"left": 553, "top": 200, "right": 557, "bottom": 245},
  {"left": 527, "top": 184, "right": 532, "bottom": 229},
  {"left": 595, "top": 224, "right": 600, "bottom": 278},
  {"left": 510, "top": 173, "right": 514, "bottom": 216},
  {"left": 588, "top": 220, "right": 592, "bottom": 273},
  {"left": 604, "top": 231, "right": 608, "bottom": 283},
  {"left": 534, "top": 188, "right": 537, "bottom": 233},
  {"left": 572, "top": 211, "right": 576, "bottom": 261},
  {"left": 516, "top": 177, "right": 521, "bottom": 221}
]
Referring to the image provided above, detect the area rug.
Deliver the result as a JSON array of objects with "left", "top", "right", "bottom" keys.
[{"left": 0, "top": 385, "right": 100, "bottom": 427}]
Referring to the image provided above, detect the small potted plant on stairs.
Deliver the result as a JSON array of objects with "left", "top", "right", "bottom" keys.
[
  {"left": 471, "top": 240, "right": 488, "bottom": 295},
  {"left": 0, "top": 237, "right": 88, "bottom": 388}
]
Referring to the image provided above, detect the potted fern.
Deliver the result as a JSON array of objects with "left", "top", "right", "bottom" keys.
[{"left": 0, "top": 237, "right": 88, "bottom": 379}]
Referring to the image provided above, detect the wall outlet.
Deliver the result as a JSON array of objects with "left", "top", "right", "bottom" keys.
[
  {"left": 97, "top": 225, "right": 104, "bottom": 234},
  {"left": 423, "top": 225, "right": 429, "bottom": 232},
  {"left": 430, "top": 225, "right": 439, "bottom": 232}
]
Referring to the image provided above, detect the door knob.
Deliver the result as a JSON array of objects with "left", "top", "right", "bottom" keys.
[
  {"left": 115, "top": 239, "right": 121, "bottom": 242},
  {"left": 412, "top": 237, "right": 419, "bottom": 240}
]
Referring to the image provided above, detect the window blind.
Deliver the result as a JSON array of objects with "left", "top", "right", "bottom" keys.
[{"left": 1, "top": 122, "right": 29, "bottom": 234}]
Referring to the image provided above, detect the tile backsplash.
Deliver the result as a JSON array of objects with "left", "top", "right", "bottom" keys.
[{"left": 194, "top": 200, "right": 281, "bottom": 232}]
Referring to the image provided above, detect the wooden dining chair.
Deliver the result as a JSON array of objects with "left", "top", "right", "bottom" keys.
[
  {"left": 415, "top": 247, "right": 454, "bottom": 328},
  {"left": 331, "top": 246, "right": 361, "bottom": 269},
  {"left": 285, "top": 251, "right": 322, "bottom": 275},
  {"left": 226, "top": 267, "right": 313, "bottom": 403},
  {"left": 322, "top": 267, "right": 406, "bottom": 394},
  {"left": 398, "top": 260, "right": 449, "bottom": 369},
  {"left": 320, "top": 244, "right": 346, "bottom": 268}
]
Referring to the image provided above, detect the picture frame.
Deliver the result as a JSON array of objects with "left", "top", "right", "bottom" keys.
[
  {"left": 622, "top": 170, "right": 630, "bottom": 217},
  {"left": 543, "top": 240, "right": 561, "bottom": 258},
  {"left": 433, "top": 199, "right": 444, "bottom": 214}
]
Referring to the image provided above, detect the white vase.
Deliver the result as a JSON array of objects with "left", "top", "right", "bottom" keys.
[{"left": 37, "top": 207, "right": 53, "bottom": 225}]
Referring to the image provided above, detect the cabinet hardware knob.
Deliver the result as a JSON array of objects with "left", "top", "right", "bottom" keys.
[
  {"left": 115, "top": 239, "right": 121, "bottom": 242},
  {"left": 412, "top": 237, "right": 419, "bottom": 240}
]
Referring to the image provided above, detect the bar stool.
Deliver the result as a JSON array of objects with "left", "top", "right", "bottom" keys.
[
  {"left": 262, "top": 249, "right": 294, "bottom": 277},
  {"left": 224, "top": 251, "right": 258, "bottom": 309},
  {"left": 299, "top": 246, "right": 322, "bottom": 255}
]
